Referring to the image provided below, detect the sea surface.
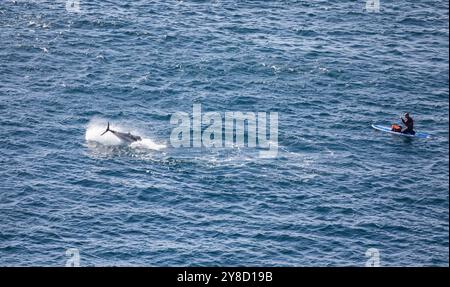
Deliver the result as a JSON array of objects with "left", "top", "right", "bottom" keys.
[{"left": 0, "top": 0, "right": 448, "bottom": 266}]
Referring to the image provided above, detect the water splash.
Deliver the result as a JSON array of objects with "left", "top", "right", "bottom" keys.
[{"left": 85, "top": 118, "right": 166, "bottom": 151}]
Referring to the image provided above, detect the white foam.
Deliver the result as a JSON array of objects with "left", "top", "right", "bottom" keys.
[
  {"left": 130, "top": 138, "right": 166, "bottom": 151},
  {"left": 85, "top": 119, "right": 121, "bottom": 145}
]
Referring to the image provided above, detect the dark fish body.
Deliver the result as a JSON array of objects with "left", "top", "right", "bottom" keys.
[{"left": 101, "top": 122, "right": 142, "bottom": 143}]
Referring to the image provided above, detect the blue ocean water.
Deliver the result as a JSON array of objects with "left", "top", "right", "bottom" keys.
[{"left": 0, "top": 0, "right": 448, "bottom": 266}]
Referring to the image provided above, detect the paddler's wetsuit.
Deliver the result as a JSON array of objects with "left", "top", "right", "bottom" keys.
[{"left": 401, "top": 116, "right": 415, "bottom": 135}]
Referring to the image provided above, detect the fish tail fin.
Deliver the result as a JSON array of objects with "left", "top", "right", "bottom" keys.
[{"left": 101, "top": 122, "right": 110, "bottom": 136}]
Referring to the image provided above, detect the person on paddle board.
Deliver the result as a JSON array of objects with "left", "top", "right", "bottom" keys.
[{"left": 401, "top": 113, "right": 415, "bottom": 135}]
